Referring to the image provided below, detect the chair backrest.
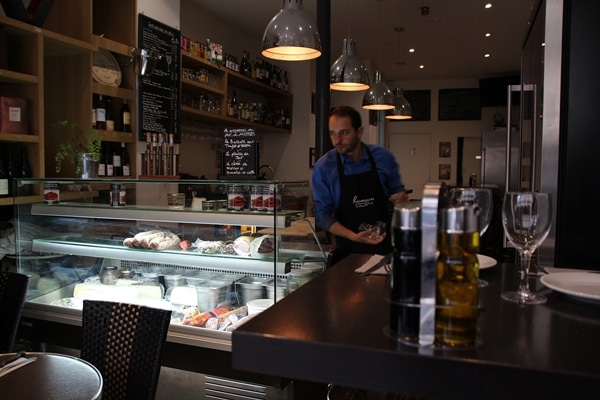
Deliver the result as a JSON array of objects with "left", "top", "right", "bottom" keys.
[
  {"left": 0, "top": 271, "right": 29, "bottom": 353},
  {"left": 81, "top": 300, "right": 171, "bottom": 400}
]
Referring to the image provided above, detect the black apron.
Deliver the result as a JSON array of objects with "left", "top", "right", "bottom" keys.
[{"left": 335, "top": 145, "right": 392, "bottom": 255}]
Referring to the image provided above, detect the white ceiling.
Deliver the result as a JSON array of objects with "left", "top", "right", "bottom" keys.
[{"left": 191, "top": 0, "right": 536, "bottom": 85}]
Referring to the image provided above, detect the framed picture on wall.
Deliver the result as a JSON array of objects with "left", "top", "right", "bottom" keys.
[
  {"left": 439, "top": 141, "right": 451, "bottom": 158},
  {"left": 439, "top": 164, "right": 451, "bottom": 180}
]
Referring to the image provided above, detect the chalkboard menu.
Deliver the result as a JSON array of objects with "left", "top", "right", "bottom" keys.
[
  {"left": 221, "top": 127, "right": 259, "bottom": 179},
  {"left": 137, "top": 14, "right": 181, "bottom": 142},
  {"left": 438, "top": 88, "right": 481, "bottom": 121}
]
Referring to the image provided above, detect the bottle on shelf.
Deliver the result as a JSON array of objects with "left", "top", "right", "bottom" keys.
[
  {"left": 95, "top": 94, "right": 107, "bottom": 130},
  {"left": 121, "top": 100, "right": 131, "bottom": 132},
  {"left": 285, "top": 108, "right": 291, "bottom": 130},
  {"left": 112, "top": 143, "right": 122, "bottom": 176},
  {"left": 92, "top": 94, "right": 97, "bottom": 129},
  {"left": 98, "top": 142, "right": 107, "bottom": 177},
  {"left": 228, "top": 92, "right": 237, "bottom": 117},
  {"left": 121, "top": 142, "right": 130, "bottom": 177},
  {"left": 7, "top": 151, "right": 17, "bottom": 197},
  {"left": 105, "top": 143, "right": 114, "bottom": 177},
  {"left": 0, "top": 149, "right": 9, "bottom": 198},
  {"left": 17, "top": 146, "right": 33, "bottom": 196},
  {"left": 105, "top": 96, "right": 115, "bottom": 131},
  {"left": 241, "top": 50, "right": 252, "bottom": 78}
]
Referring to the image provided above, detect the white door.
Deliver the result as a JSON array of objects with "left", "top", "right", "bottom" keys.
[{"left": 389, "top": 133, "right": 432, "bottom": 200}]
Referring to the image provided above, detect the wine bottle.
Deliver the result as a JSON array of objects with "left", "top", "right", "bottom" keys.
[
  {"left": 121, "top": 142, "right": 130, "bottom": 177},
  {"left": 228, "top": 92, "right": 237, "bottom": 117},
  {"left": 0, "top": 149, "right": 9, "bottom": 198},
  {"left": 112, "top": 143, "right": 122, "bottom": 176},
  {"left": 106, "top": 142, "right": 114, "bottom": 177},
  {"left": 18, "top": 146, "right": 33, "bottom": 196},
  {"left": 121, "top": 100, "right": 131, "bottom": 132},
  {"left": 105, "top": 96, "right": 115, "bottom": 131},
  {"left": 7, "top": 150, "right": 16, "bottom": 197},
  {"left": 92, "top": 94, "right": 97, "bottom": 129},
  {"left": 241, "top": 50, "right": 252, "bottom": 78},
  {"left": 96, "top": 94, "right": 106, "bottom": 130},
  {"left": 97, "top": 142, "right": 106, "bottom": 177}
]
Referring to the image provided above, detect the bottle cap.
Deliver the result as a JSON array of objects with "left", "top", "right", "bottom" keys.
[
  {"left": 441, "top": 205, "right": 479, "bottom": 233},
  {"left": 392, "top": 202, "right": 421, "bottom": 230}
]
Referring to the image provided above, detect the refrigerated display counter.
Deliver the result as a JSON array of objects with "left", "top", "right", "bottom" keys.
[{"left": 11, "top": 178, "right": 327, "bottom": 395}]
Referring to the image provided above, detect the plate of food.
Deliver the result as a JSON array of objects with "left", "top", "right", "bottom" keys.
[{"left": 540, "top": 272, "right": 600, "bottom": 303}]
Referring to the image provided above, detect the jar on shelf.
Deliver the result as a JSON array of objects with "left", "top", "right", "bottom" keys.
[{"left": 101, "top": 266, "right": 119, "bottom": 285}]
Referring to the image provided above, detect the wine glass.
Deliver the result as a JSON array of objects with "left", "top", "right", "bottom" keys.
[
  {"left": 501, "top": 192, "right": 552, "bottom": 304},
  {"left": 450, "top": 188, "right": 493, "bottom": 287}
]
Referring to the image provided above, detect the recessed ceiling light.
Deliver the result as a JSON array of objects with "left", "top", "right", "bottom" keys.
[
  {"left": 409, "top": 48, "right": 415, "bottom": 53},
  {"left": 484, "top": 53, "right": 491, "bottom": 58},
  {"left": 485, "top": 3, "right": 492, "bottom": 9},
  {"left": 419, "top": 65, "right": 424, "bottom": 69},
  {"left": 485, "top": 32, "right": 491, "bottom": 37}
]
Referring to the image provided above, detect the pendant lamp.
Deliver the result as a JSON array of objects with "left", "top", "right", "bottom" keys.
[
  {"left": 330, "top": 38, "right": 370, "bottom": 91},
  {"left": 261, "top": 0, "right": 322, "bottom": 61},
  {"left": 362, "top": 70, "right": 396, "bottom": 110},
  {"left": 386, "top": 87, "right": 413, "bottom": 119}
]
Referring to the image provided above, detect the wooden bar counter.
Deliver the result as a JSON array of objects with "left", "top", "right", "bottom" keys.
[{"left": 232, "top": 254, "right": 600, "bottom": 399}]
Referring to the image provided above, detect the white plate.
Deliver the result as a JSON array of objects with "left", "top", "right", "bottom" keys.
[
  {"left": 477, "top": 254, "right": 497, "bottom": 270},
  {"left": 540, "top": 272, "right": 600, "bottom": 302}
]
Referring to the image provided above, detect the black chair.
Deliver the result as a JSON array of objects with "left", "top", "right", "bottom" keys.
[
  {"left": 81, "top": 300, "right": 171, "bottom": 400},
  {"left": 0, "top": 271, "right": 29, "bottom": 353}
]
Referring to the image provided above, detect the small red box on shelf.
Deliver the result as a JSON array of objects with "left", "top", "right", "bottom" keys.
[{"left": 0, "top": 96, "right": 29, "bottom": 134}]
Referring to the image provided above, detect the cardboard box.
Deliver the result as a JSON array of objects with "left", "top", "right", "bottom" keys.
[{"left": 0, "top": 96, "right": 29, "bottom": 134}]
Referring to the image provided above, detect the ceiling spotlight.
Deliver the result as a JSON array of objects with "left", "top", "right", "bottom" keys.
[{"left": 421, "top": 6, "right": 429, "bottom": 16}]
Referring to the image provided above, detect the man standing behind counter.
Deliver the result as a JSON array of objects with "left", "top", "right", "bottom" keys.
[{"left": 311, "top": 105, "right": 409, "bottom": 258}]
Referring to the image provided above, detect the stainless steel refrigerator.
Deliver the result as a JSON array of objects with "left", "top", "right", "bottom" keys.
[{"left": 480, "top": 128, "right": 521, "bottom": 194}]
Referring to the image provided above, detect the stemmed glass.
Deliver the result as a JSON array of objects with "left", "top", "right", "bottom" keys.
[
  {"left": 501, "top": 192, "right": 552, "bottom": 304},
  {"left": 450, "top": 188, "right": 493, "bottom": 287}
]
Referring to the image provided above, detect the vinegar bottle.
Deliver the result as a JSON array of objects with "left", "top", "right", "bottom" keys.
[{"left": 390, "top": 202, "right": 422, "bottom": 344}]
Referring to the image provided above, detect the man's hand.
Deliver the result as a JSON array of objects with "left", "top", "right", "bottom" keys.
[
  {"left": 354, "top": 229, "right": 386, "bottom": 245},
  {"left": 389, "top": 191, "right": 409, "bottom": 206}
]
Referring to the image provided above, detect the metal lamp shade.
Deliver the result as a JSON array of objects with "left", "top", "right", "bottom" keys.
[
  {"left": 386, "top": 88, "right": 413, "bottom": 120},
  {"left": 261, "top": 0, "right": 322, "bottom": 61},
  {"left": 330, "top": 38, "right": 370, "bottom": 91},
  {"left": 362, "top": 70, "right": 395, "bottom": 110}
]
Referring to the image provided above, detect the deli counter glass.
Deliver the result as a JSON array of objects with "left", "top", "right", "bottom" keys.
[{"left": 12, "top": 178, "right": 326, "bottom": 353}]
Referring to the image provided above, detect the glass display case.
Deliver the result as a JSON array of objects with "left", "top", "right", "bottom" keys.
[{"left": 12, "top": 177, "right": 325, "bottom": 352}]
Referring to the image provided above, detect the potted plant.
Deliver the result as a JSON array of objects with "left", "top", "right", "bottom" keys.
[{"left": 54, "top": 120, "right": 102, "bottom": 177}]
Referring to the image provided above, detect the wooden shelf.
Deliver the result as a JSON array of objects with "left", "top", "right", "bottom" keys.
[
  {"left": 0, "top": 69, "right": 38, "bottom": 84},
  {"left": 0, "top": 133, "right": 40, "bottom": 143},
  {"left": 181, "top": 105, "right": 291, "bottom": 134}
]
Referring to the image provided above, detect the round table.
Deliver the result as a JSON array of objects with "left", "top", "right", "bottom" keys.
[{"left": 0, "top": 352, "right": 102, "bottom": 400}]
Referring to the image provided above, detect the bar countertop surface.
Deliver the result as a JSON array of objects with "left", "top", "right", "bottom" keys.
[{"left": 232, "top": 253, "right": 600, "bottom": 400}]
